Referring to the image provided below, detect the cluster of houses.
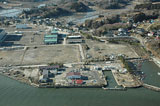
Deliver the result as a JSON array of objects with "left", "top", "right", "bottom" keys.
[
  {"left": 32, "top": 18, "right": 62, "bottom": 26},
  {"left": 117, "top": 28, "right": 130, "bottom": 37},
  {"left": 103, "top": 28, "right": 130, "bottom": 38},
  {"left": 148, "top": 30, "right": 160, "bottom": 39},
  {"left": 133, "top": 27, "right": 160, "bottom": 39}
]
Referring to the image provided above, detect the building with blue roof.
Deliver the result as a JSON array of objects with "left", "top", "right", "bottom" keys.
[{"left": 44, "top": 34, "right": 58, "bottom": 44}]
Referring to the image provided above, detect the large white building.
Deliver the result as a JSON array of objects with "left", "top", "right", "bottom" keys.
[{"left": 0, "top": 29, "right": 7, "bottom": 43}]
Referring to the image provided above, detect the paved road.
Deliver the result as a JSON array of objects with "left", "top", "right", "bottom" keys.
[{"left": 78, "top": 44, "right": 85, "bottom": 60}]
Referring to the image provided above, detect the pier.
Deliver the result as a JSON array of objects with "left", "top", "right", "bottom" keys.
[{"left": 142, "top": 83, "right": 160, "bottom": 92}]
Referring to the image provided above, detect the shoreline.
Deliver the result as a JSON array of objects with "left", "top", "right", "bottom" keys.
[
  {"left": 1, "top": 69, "right": 160, "bottom": 92},
  {"left": 0, "top": 72, "right": 105, "bottom": 89},
  {"left": 0, "top": 72, "right": 33, "bottom": 87},
  {"left": 152, "top": 57, "right": 160, "bottom": 68}
]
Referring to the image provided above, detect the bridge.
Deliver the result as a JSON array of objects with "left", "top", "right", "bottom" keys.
[{"left": 143, "top": 83, "right": 160, "bottom": 92}]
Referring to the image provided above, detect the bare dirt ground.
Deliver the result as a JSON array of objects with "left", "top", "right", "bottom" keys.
[
  {"left": 22, "top": 45, "right": 80, "bottom": 65},
  {"left": 112, "top": 70, "right": 142, "bottom": 88},
  {"left": 2, "top": 24, "right": 48, "bottom": 46},
  {"left": 0, "top": 49, "right": 25, "bottom": 66},
  {"left": 85, "top": 40, "right": 139, "bottom": 58},
  {"left": 0, "top": 45, "right": 80, "bottom": 66}
]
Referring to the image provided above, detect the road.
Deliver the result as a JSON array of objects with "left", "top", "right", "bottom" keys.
[{"left": 78, "top": 44, "right": 85, "bottom": 60}]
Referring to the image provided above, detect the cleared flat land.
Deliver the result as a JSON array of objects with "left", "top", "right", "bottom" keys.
[
  {"left": 0, "top": 45, "right": 80, "bottom": 66},
  {"left": 2, "top": 24, "right": 46, "bottom": 47},
  {"left": 86, "top": 40, "right": 139, "bottom": 58},
  {"left": 112, "top": 70, "right": 142, "bottom": 88},
  {"left": 22, "top": 45, "right": 80, "bottom": 65},
  {"left": 0, "top": 50, "right": 25, "bottom": 66}
]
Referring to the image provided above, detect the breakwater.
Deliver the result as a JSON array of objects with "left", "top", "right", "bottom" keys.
[
  {"left": 39, "top": 85, "right": 103, "bottom": 88},
  {"left": 102, "top": 87, "right": 127, "bottom": 91},
  {"left": 143, "top": 83, "right": 160, "bottom": 92}
]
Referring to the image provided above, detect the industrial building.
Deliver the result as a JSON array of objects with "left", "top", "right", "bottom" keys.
[
  {"left": 52, "top": 28, "right": 68, "bottom": 39},
  {"left": 51, "top": 30, "right": 58, "bottom": 35},
  {"left": 16, "top": 24, "right": 31, "bottom": 29},
  {"left": 66, "top": 72, "right": 82, "bottom": 79},
  {"left": 44, "top": 28, "right": 59, "bottom": 44},
  {"left": 67, "top": 35, "right": 83, "bottom": 44},
  {"left": 44, "top": 34, "right": 58, "bottom": 44},
  {"left": 39, "top": 66, "right": 60, "bottom": 83},
  {"left": 44, "top": 28, "right": 69, "bottom": 44},
  {"left": 0, "top": 29, "right": 7, "bottom": 43},
  {"left": 51, "top": 28, "right": 59, "bottom": 35},
  {"left": 58, "top": 31, "right": 68, "bottom": 40},
  {"left": 66, "top": 71, "right": 88, "bottom": 80}
]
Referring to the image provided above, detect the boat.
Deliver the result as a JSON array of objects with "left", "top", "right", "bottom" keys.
[{"left": 158, "top": 72, "right": 160, "bottom": 76}]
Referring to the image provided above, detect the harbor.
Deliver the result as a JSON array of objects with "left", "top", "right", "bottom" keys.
[
  {"left": 0, "top": 61, "right": 160, "bottom": 106},
  {"left": 1, "top": 59, "right": 159, "bottom": 92},
  {"left": 0, "top": 0, "right": 160, "bottom": 105},
  {"left": 1, "top": 55, "right": 160, "bottom": 93}
]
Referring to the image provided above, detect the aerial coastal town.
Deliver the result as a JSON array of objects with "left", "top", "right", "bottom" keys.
[{"left": 0, "top": 0, "right": 160, "bottom": 92}]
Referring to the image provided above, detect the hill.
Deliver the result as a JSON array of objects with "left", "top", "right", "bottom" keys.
[
  {"left": 62, "top": 1, "right": 91, "bottom": 12},
  {"left": 22, "top": 7, "right": 72, "bottom": 18}
]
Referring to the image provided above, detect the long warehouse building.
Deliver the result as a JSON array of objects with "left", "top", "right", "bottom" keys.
[{"left": 0, "top": 29, "right": 7, "bottom": 43}]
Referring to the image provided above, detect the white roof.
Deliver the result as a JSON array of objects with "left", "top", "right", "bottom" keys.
[{"left": 68, "top": 35, "right": 81, "bottom": 38}]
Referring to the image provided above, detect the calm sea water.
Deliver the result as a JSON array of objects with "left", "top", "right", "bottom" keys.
[{"left": 0, "top": 61, "right": 160, "bottom": 106}]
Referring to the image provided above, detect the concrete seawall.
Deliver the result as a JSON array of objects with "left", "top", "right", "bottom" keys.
[
  {"left": 102, "top": 87, "right": 127, "bottom": 91},
  {"left": 152, "top": 57, "right": 160, "bottom": 68},
  {"left": 39, "top": 85, "right": 103, "bottom": 88},
  {"left": 143, "top": 83, "right": 160, "bottom": 92}
]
